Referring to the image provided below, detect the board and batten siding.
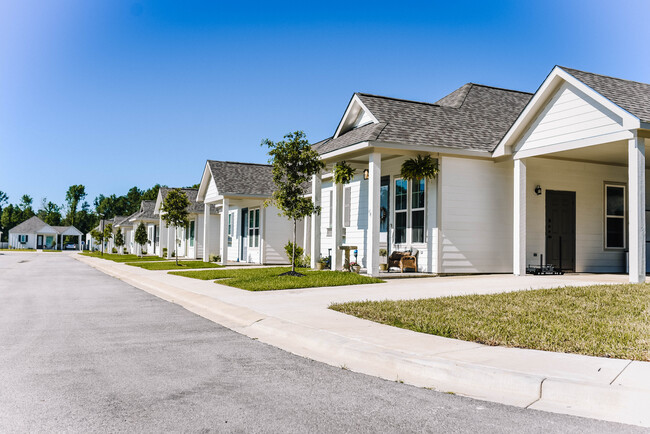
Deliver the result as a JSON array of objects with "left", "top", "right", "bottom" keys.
[
  {"left": 515, "top": 81, "right": 625, "bottom": 154},
  {"left": 439, "top": 156, "right": 513, "bottom": 273}
]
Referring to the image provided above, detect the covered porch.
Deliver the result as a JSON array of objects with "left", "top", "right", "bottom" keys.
[{"left": 310, "top": 146, "right": 440, "bottom": 277}]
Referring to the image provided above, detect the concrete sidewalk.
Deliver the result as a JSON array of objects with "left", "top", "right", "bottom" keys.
[{"left": 74, "top": 254, "right": 650, "bottom": 428}]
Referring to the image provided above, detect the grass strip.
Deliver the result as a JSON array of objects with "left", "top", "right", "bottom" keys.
[
  {"left": 80, "top": 252, "right": 170, "bottom": 262},
  {"left": 330, "top": 283, "right": 650, "bottom": 361},
  {"left": 170, "top": 266, "right": 384, "bottom": 291},
  {"left": 127, "top": 260, "right": 224, "bottom": 270}
]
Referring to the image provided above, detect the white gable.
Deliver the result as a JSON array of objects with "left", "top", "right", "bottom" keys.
[
  {"left": 334, "top": 94, "right": 378, "bottom": 138},
  {"left": 514, "top": 81, "right": 626, "bottom": 156}
]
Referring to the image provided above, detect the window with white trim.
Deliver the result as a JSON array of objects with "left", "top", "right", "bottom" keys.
[
  {"left": 227, "top": 213, "right": 233, "bottom": 247},
  {"left": 411, "top": 178, "right": 425, "bottom": 243},
  {"left": 248, "top": 208, "right": 260, "bottom": 248},
  {"left": 394, "top": 179, "right": 408, "bottom": 244},
  {"left": 605, "top": 184, "right": 625, "bottom": 249}
]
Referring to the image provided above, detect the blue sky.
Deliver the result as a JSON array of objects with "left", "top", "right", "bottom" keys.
[{"left": 1, "top": 0, "right": 649, "bottom": 208}]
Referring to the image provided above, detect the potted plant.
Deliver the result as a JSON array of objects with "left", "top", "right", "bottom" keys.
[
  {"left": 400, "top": 155, "right": 439, "bottom": 181},
  {"left": 333, "top": 161, "right": 356, "bottom": 185},
  {"left": 315, "top": 256, "right": 327, "bottom": 270},
  {"left": 379, "top": 248, "right": 388, "bottom": 271},
  {"left": 350, "top": 261, "right": 361, "bottom": 273}
]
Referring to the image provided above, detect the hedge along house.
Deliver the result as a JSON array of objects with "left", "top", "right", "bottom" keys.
[
  {"left": 8, "top": 216, "right": 83, "bottom": 250},
  {"left": 197, "top": 160, "right": 297, "bottom": 266},
  {"left": 153, "top": 187, "right": 219, "bottom": 260},
  {"left": 127, "top": 200, "right": 158, "bottom": 256},
  {"left": 494, "top": 66, "right": 650, "bottom": 283},
  {"left": 309, "top": 86, "right": 532, "bottom": 276}
]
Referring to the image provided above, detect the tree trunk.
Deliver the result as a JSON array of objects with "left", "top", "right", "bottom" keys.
[{"left": 292, "top": 219, "right": 296, "bottom": 273}]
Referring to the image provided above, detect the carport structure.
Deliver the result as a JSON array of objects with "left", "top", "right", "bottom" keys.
[
  {"left": 495, "top": 66, "right": 650, "bottom": 283},
  {"left": 53, "top": 225, "right": 84, "bottom": 250}
]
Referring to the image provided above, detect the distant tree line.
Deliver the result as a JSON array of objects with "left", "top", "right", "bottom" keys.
[{"left": 0, "top": 183, "right": 166, "bottom": 242}]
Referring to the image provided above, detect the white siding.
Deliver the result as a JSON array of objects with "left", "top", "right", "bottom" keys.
[
  {"left": 204, "top": 178, "right": 220, "bottom": 203},
  {"left": 526, "top": 158, "right": 639, "bottom": 273},
  {"left": 440, "top": 156, "right": 513, "bottom": 273},
  {"left": 263, "top": 205, "right": 291, "bottom": 264},
  {"left": 516, "top": 82, "right": 625, "bottom": 154}
]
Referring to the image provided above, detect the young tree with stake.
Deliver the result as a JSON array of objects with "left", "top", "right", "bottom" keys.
[
  {"left": 160, "top": 189, "right": 190, "bottom": 266},
  {"left": 262, "top": 131, "right": 325, "bottom": 276},
  {"left": 134, "top": 222, "right": 149, "bottom": 257}
]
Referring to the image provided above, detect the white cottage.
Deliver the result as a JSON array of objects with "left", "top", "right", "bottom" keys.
[
  {"left": 154, "top": 187, "right": 220, "bottom": 260},
  {"left": 9, "top": 216, "right": 83, "bottom": 250},
  {"left": 197, "top": 160, "right": 297, "bottom": 265},
  {"left": 127, "top": 200, "right": 159, "bottom": 256},
  {"left": 309, "top": 66, "right": 650, "bottom": 283}
]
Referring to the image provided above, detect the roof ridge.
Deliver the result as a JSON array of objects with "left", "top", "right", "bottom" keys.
[
  {"left": 208, "top": 160, "right": 271, "bottom": 168},
  {"left": 355, "top": 92, "right": 441, "bottom": 107},
  {"left": 558, "top": 65, "right": 650, "bottom": 88},
  {"left": 468, "top": 82, "right": 534, "bottom": 95}
]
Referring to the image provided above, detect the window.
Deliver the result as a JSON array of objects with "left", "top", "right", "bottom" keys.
[
  {"left": 248, "top": 208, "right": 260, "bottom": 248},
  {"left": 227, "top": 213, "right": 233, "bottom": 247},
  {"left": 395, "top": 179, "right": 408, "bottom": 244},
  {"left": 189, "top": 221, "right": 195, "bottom": 247},
  {"left": 18, "top": 235, "right": 28, "bottom": 243},
  {"left": 411, "top": 179, "right": 425, "bottom": 243},
  {"left": 343, "top": 186, "right": 351, "bottom": 227},
  {"left": 605, "top": 184, "right": 625, "bottom": 249}
]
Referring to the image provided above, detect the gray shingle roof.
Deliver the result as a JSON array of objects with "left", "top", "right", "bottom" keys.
[
  {"left": 51, "top": 225, "right": 83, "bottom": 235},
  {"left": 129, "top": 200, "right": 157, "bottom": 221},
  {"left": 312, "top": 85, "right": 532, "bottom": 154},
  {"left": 158, "top": 187, "right": 205, "bottom": 213},
  {"left": 8, "top": 216, "right": 54, "bottom": 234},
  {"left": 560, "top": 66, "right": 650, "bottom": 123},
  {"left": 207, "top": 160, "right": 275, "bottom": 197}
]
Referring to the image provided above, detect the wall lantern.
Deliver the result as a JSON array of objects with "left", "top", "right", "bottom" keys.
[
  {"left": 363, "top": 169, "right": 369, "bottom": 180},
  {"left": 534, "top": 185, "right": 542, "bottom": 196}
]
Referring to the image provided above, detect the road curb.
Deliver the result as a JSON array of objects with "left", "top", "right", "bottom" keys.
[{"left": 74, "top": 254, "right": 650, "bottom": 427}]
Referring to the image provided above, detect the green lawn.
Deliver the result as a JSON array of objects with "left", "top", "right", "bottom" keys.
[
  {"left": 330, "top": 283, "right": 650, "bottom": 361},
  {"left": 170, "top": 266, "right": 384, "bottom": 291},
  {"left": 0, "top": 248, "right": 36, "bottom": 251},
  {"left": 127, "top": 260, "right": 224, "bottom": 270},
  {"left": 80, "top": 252, "right": 170, "bottom": 262}
]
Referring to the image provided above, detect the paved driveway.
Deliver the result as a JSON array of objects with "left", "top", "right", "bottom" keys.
[{"left": 0, "top": 252, "right": 641, "bottom": 433}]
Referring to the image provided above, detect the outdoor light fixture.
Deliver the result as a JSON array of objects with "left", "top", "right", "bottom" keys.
[
  {"left": 535, "top": 185, "right": 542, "bottom": 196},
  {"left": 363, "top": 169, "right": 369, "bottom": 180}
]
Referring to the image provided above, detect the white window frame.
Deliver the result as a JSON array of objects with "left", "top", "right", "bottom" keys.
[
  {"left": 394, "top": 178, "right": 408, "bottom": 246},
  {"left": 604, "top": 183, "right": 626, "bottom": 250},
  {"left": 411, "top": 178, "right": 426, "bottom": 244},
  {"left": 248, "top": 208, "right": 260, "bottom": 248},
  {"left": 227, "top": 213, "right": 233, "bottom": 247}
]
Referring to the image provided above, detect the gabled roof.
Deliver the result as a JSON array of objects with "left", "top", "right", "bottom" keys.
[
  {"left": 156, "top": 187, "right": 205, "bottom": 214},
  {"left": 8, "top": 216, "right": 57, "bottom": 234},
  {"left": 206, "top": 160, "right": 276, "bottom": 197},
  {"left": 52, "top": 225, "right": 83, "bottom": 236},
  {"left": 559, "top": 67, "right": 650, "bottom": 123},
  {"left": 312, "top": 85, "right": 532, "bottom": 155},
  {"left": 129, "top": 200, "right": 157, "bottom": 222}
]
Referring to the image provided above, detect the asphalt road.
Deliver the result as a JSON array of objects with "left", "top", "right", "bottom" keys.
[{"left": 0, "top": 252, "right": 643, "bottom": 433}]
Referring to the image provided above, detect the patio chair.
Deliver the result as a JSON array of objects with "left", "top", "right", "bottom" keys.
[{"left": 387, "top": 248, "right": 418, "bottom": 273}]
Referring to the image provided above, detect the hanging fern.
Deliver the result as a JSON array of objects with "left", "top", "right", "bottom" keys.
[
  {"left": 400, "top": 155, "right": 439, "bottom": 181},
  {"left": 333, "top": 161, "right": 356, "bottom": 184}
]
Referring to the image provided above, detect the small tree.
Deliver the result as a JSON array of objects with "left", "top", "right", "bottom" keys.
[
  {"left": 161, "top": 188, "right": 190, "bottom": 265},
  {"left": 90, "top": 228, "right": 103, "bottom": 253},
  {"left": 134, "top": 222, "right": 149, "bottom": 257},
  {"left": 114, "top": 227, "right": 125, "bottom": 254},
  {"left": 263, "top": 131, "right": 325, "bottom": 276},
  {"left": 103, "top": 223, "right": 113, "bottom": 255}
]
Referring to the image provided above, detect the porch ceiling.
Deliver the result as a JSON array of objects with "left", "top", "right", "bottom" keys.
[{"left": 538, "top": 140, "right": 650, "bottom": 167}]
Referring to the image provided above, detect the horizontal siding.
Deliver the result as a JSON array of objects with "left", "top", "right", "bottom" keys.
[
  {"left": 264, "top": 205, "right": 291, "bottom": 264},
  {"left": 516, "top": 82, "right": 625, "bottom": 152},
  {"left": 440, "top": 157, "right": 513, "bottom": 273}
]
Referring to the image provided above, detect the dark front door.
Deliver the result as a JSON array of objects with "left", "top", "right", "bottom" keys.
[
  {"left": 546, "top": 190, "right": 576, "bottom": 271},
  {"left": 37, "top": 235, "right": 44, "bottom": 249}
]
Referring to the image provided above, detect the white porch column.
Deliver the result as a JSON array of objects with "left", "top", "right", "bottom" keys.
[
  {"left": 79, "top": 235, "right": 82, "bottom": 251},
  {"left": 259, "top": 205, "right": 265, "bottom": 264},
  {"left": 367, "top": 152, "right": 381, "bottom": 277},
  {"left": 203, "top": 204, "right": 211, "bottom": 262},
  {"left": 310, "top": 173, "right": 322, "bottom": 269},
  {"left": 220, "top": 199, "right": 229, "bottom": 266},
  {"left": 303, "top": 216, "right": 310, "bottom": 259},
  {"left": 167, "top": 226, "right": 173, "bottom": 259},
  {"left": 513, "top": 158, "right": 526, "bottom": 276},
  {"left": 331, "top": 182, "right": 343, "bottom": 271},
  {"left": 628, "top": 134, "right": 646, "bottom": 283}
]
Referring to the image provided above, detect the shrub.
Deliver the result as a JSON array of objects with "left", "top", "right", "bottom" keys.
[
  {"left": 123, "top": 248, "right": 127, "bottom": 254},
  {"left": 210, "top": 254, "right": 221, "bottom": 262},
  {"left": 163, "top": 248, "right": 167, "bottom": 256},
  {"left": 112, "top": 247, "right": 117, "bottom": 253},
  {"left": 285, "top": 241, "right": 308, "bottom": 267}
]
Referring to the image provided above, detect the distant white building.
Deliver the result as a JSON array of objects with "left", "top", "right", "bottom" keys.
[{"left": 9, "top": 216, "right": 83, "bottom": 250}]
